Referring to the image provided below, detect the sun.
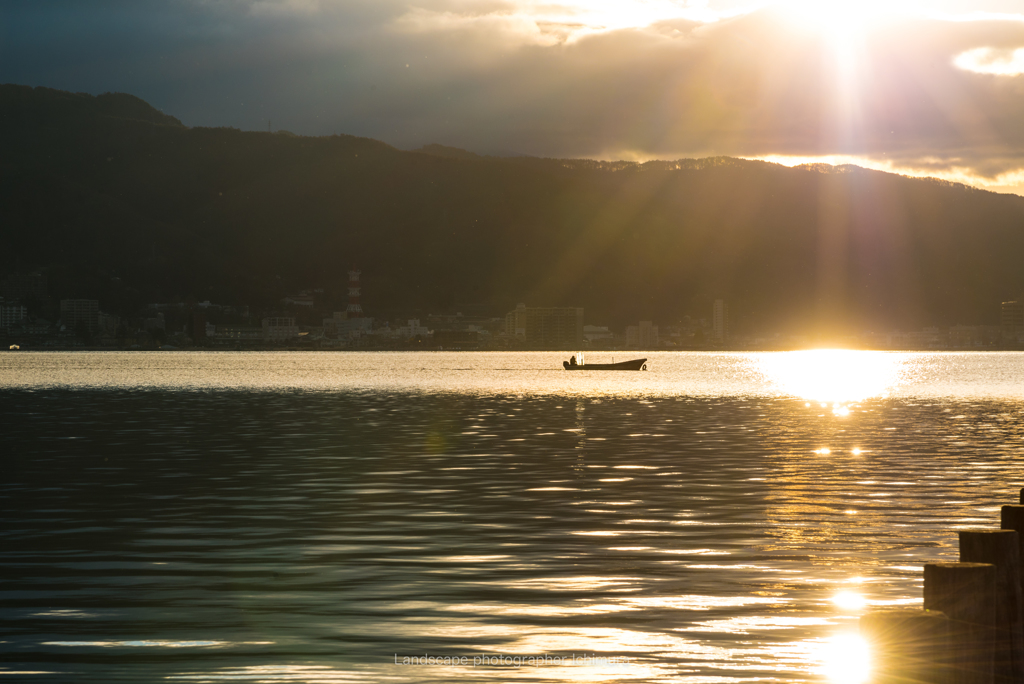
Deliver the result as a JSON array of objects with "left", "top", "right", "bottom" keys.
[
  {"left": 775, "top": 0, "right": 920, "bottom": 41},
  {"left": 769, "top": 0, "right": 921, "bottom": 102}
]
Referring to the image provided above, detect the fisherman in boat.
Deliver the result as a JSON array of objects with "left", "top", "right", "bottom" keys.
[{"left": 568, "top": 355, "right": 577, "bottom": 367}]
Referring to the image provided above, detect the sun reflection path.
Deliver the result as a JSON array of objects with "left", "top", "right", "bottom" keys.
[{"left": 756, "top": 350, "right": 906, "bottom": 404}]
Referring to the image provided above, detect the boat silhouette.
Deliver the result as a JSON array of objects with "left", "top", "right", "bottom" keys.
[{"left": 563, "top": 354, "right": 646, "bottom": 371}]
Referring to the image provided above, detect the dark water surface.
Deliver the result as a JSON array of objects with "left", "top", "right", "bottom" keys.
[{"left": 3, "top": 352, "right": 1024, "bottom": 682}]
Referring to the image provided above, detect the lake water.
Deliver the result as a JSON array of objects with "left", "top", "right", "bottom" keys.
[{"left": 2, "top": 350, "right": 1024, "bottom": 683}]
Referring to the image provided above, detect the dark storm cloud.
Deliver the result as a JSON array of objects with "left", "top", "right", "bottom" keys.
[
  {"left": 0, "top": 0, "right": 394, "bottom": 132},
  {"left": 2, "top": 1, "right": 1024, "bottom": 189}
]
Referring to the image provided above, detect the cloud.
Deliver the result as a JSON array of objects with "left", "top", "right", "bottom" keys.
[
  {"left": 955, "top": 46, "right": 1024, "bottom": 75},
  {"left": 2, "top": 0, "right": 1024, "bottom": 193},
  {"left": 387, "top": 0, "right": 740, "bottom": 54},
  {"left": 750, "top": 153, "right": 1024, "bottom": 196},
  {"left": 393, "top": 7, "right": 568, "bottom": 47},
  {"left": 393, "top": 0, "right": 737, "bottom": 45}
]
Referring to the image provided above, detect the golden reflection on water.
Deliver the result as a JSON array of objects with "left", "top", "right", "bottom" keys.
[
  {"left": 755, "top": 351, "right": 902, "bottom": 684},
  {"left": 757, "top": 349, "right": 905, "bottom": 403}
]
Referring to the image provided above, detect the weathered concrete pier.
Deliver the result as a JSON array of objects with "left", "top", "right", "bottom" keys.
[{"left": 860, "top": 488, "right": 1024, "bottom": 684}]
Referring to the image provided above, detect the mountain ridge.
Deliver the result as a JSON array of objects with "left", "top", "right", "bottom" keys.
[{"left": 2, "top": 84, "right": 1023, "bottom": 335}]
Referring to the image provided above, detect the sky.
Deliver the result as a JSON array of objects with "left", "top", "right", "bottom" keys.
[{"left": 2, "top": 0, "right": 1024, "bottom": 194}]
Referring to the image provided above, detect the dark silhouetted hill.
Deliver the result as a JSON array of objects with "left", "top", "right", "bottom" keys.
[
  {"left": 2, "top": 83, "right": 1024, "bottom": 334},
  {"left": 413, "top": 144, "right": 483, "bottom": 160}
]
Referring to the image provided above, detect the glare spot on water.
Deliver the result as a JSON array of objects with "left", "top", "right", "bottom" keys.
[
  {"left": 757, "top": 350, "right": 904, "bottom": 403},
  {"left": 503, "top": 576, "right": 642, "bottom": 592},
  {"left": 0, "top": 672, "right": 58, "bottom": 676},
  {"left": 831, "top": 591, "right": 867, "bottom": 611},
  {"left": 44, "top": 640, "right": 231, "bottom": 648},
  {"left": 624, "top": 595, "right": 784, "bottom": 611},
  {"left": 166, "top": 666, "right": 374, "bottom": 681},
  {"left": 680, "top": 615, "right": 832, "bottom": 633},
  {"left": 816, "top": 633, "right": 871, "bottom": 684}
]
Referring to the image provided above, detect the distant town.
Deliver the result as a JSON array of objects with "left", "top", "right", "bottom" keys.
[{"left": 3, "top": 268, "right": 1024, "bottom": 352}]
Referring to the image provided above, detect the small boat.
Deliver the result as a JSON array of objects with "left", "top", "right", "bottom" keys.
[{"left": 563, "top": 353, "right": 646, "bottom": 371}]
